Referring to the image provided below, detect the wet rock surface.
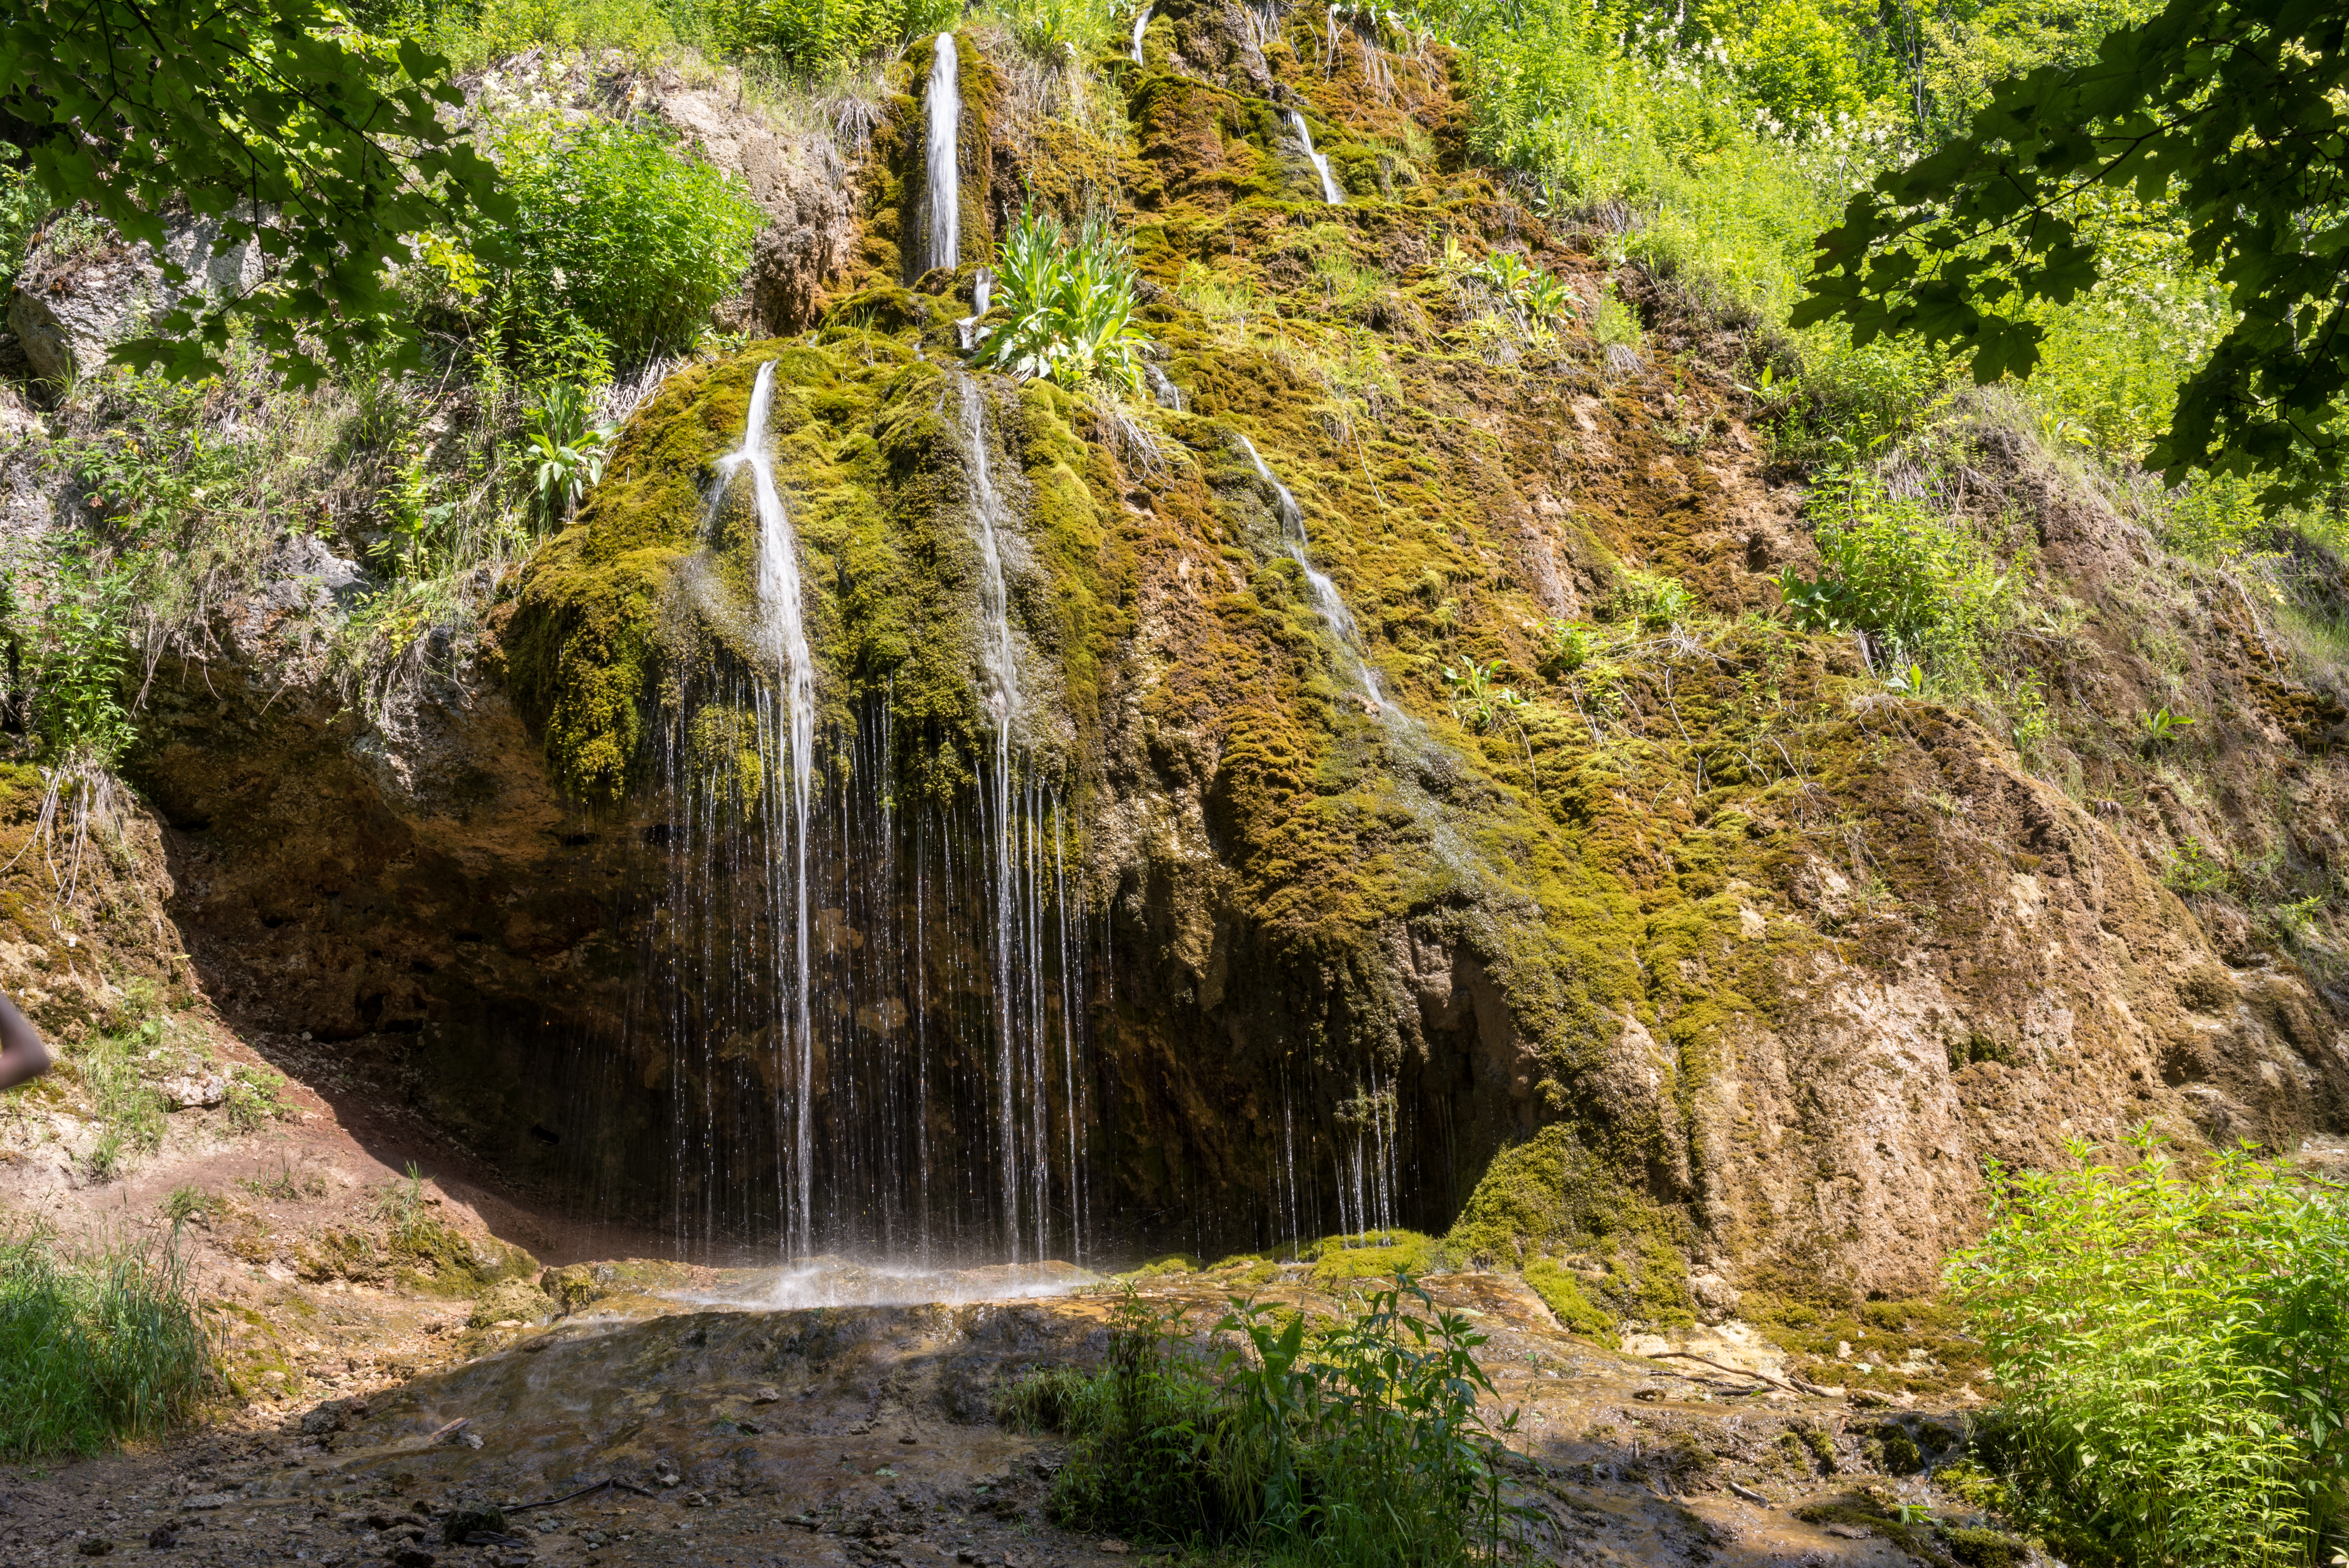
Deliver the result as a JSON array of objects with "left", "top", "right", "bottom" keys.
[{"left": 0, "top": 1269, "right": 2027, "bottom": 1567}]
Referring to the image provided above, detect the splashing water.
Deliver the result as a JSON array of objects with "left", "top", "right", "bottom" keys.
[
  {"left": 925, "top": 35, "right": 962, "bottom": 275},
  {"left": 1286, "top": 109, "right": 1345, "bottom": 205},
  {"left": 1130, "top": 3, "right": 1152, "bottom": 63}
]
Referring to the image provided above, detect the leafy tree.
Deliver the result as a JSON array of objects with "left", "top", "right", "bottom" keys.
[
  {"left": 1, "top": 0, "right": 510, "bottom": 385},
  {"left": 1795, "top": 0, "right": 2349, "bottom": 502}
]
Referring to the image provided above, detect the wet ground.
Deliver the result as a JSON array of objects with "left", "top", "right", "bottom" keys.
[{"left": 0, "top": 1257, "right": 2032, "bottom": 1567}]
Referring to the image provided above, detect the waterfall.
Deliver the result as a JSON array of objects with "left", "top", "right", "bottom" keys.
[
  {"left": 711, "top": 363, "right": 821, "bottom": 1252},
  {"left": 617, "top": 359, "right": 1093, "bottom": 1275},
  {"left": 1286, "top": 109, "right": 1345, "bottom": 205},
  {"left": 924, "top": 35, "right": 962, "bottom": 276},
  {"left": 1130, "top": 3, "right": 1152, "bottom": 63},
  {"left": 1236, "top": 434, "right": 1383, "bottom": 710},
  {"left": 958, "top": 373, "right": 1088, "bottom": 1265}
]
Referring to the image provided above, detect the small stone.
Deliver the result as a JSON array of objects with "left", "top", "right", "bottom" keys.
[
  {"left": 1825, "top": 1523, "right": 1871, "bottom": 1539},
  {"left": 459, "top": 1431, "right": 485, "bottom": 1450},
  {"left": 147, "top": 1525, "right": 179, "bottom": 1549},
  {"left": 183, "top": 1494, "right": 236, "bottom": 1510},
  {"left": 898, "top": 1434, "right": 917, "bottom": 1445},
  {"left": 752, "top": 1387, "right": 782, "bottom": 1404},
  {"left": 1098, "top": 1541, "right": 1131, "bottom": 1556},
  {"left": 680, "top": 1492, "right": 709, "bottom": 1508},
  {"left": 75, "top": 1538, "right": 115, "bottom": 1557},
  {"left": 394, "top": 1549, "right": 439, "bottom": 1568}
]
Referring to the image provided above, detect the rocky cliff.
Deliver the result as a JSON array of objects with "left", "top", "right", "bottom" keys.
[{"left": 5, "top": 3, "right": 2344, "bottom": 1339}]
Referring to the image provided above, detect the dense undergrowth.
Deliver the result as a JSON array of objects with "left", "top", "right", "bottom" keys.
[{"left": 1950, "top": 1135, "right": 2349, "bottom": 1568}]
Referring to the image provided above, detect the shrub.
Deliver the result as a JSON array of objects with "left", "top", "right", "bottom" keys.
[
  {"left": 705, "top": 0, "right": 957, "bottom": 73},
  {"left": 1778, "top": 468, "right": 2013, "bottom": 682},
  {"left": 987, "top": 0, "right": 1117, "bottom": 60},
  {"left": 1947, "top": 1131, "right": 2349, "bottom": 1567},
  {"left": 1037, "top": 1279, "right": 1517, "bottom": 1564},
  {"left": 0, "top": 1228, "right": 212, "bottom": 1457},
  {"left": 973, "top": 209, "right": 1148, "bottom": 394},
  {"left": 480, "top": 117, "right": 763, "bottom": 379},
  {"left": 223, "top": 1065, "right": 294, "bottom": 1131}
]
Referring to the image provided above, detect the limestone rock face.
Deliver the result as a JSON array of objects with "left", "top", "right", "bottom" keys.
[{"left": 6, "top": 208, "right": 265, "bottom": 383}]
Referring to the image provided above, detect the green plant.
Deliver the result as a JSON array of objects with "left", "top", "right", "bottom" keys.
[
  {"left": 705, "top": 0, "right": 952, "bottom": 72},
  {"left": 242, "top": 1154, "right": 326, "bottom": 1202},
  {"left": 159, "top": 1187, "right": 214, "bottom": 1224},
  {"left": 1777, "top": 468, "right": 2012, "bottom": 682},
  {"left": 2162, "top": 838, "right": 2228, "bottom": 895},
  {"left": 990, "top": 0, "right": 1117, "bottom": 60},
  {"left": 1439, "top": 657, "right": 1526, "bottom": 733},
  {"left": 7, "top": 0, "right": 507, "bottom": 384},
  {"left": 1609, "top": 568, "right": 1696, "bottom": 630},
  {"left": 1535, "top": 619, "right": 1592, "bottom": 676},
  {"left": 480, "top": 115, "right": 762, "bottom": 379},
  {"left": 2141, "top": 705, "right": 2197, "bottom": 745},
  {"left": 222, "top": 1065, "right": 292, "bottom": 1131},
  {"left": 0, "top": 1227, "right": 212, "bottom": 1457},
  {"left": 1948, "top": 1130, "right": 2349, "bottom": 1566},
  {"left": 1036, "top": 1276, "right": 1520, "bottom": 1564},
  {"left": 974, "top": 208, "right": 1149, "bottom": 394},
  {"left": 525, "top": 382, "right": 618, "bottom": 523}
]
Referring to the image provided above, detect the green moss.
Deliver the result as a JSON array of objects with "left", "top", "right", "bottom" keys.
[
  {"left": 1941, "top": 1526, "right": 2028, "bottom": 1568},
  {"left": 1118, "top": 1254, "right": 1199, "bottom": 1280},
  {"left": 1308, "top": 1229, "right": 1437, "bottom": 1290},
  {"left": 1523, "top": 1257, "right": 1615, "bottom": 1342}
]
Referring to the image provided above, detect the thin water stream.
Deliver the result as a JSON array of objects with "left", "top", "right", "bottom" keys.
[
  {"left": 924, "top": 35, "right": 962, "bottom": 275},
  {"left": 1286, "top": 109, "right": 1346, "bottom": 205}
]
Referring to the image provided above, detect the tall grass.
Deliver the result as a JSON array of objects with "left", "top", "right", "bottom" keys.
[
  {"left": 0, "top": 1228, "right": 213, "bottom": 1457},
  {"left": 1949, "top": 1132, "right": 2349, "bottom": 1568},
  {"left": 998, "top": 1278, "right": 1517, "bottom": 1566}
]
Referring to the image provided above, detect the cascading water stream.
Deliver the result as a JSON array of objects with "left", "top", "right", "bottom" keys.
[
  {"left": 709, "top": 363, "right": 821, "bottom": 1255},
  {"left": 924, "top": 35, "right": 962, "bottom": 276},
  {"left": 957, "top": 374, "right": 1089, "bottom": 1266},
  {"left": 1130, "top": 3, "right": 1152, "bottom": 62},
  {"left": 1286, "top": 109, "right": 1346, "bottom": 205},
  {"left": 1236, "top": 434, "right": 1383, "bottom": 710}
]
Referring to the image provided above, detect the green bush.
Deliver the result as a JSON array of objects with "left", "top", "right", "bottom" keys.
[
  {"left": 1947, "top": 1131, "right": 2349, "bottom": 1567},
  {"left": 986, "top": 0, "right": 1117, "bottom": 60},
  {"left": 1778, "top": 468, "right": 2014, "bottom": 683},
  {"left": 480, "top": 116, "right": 763, "bottom": 380},
  {"left": 0, "top": 1229, "right": 212, "bottom": 1457},
  {"left": 973, "top": 208, "right": 1149, "bottom": 393},
  {"left": 1035, "top": 1279, "right": 1517, "bottom": 1565},
  {"left": 705, "top": 0, "right": 956, "bottom": 72}
]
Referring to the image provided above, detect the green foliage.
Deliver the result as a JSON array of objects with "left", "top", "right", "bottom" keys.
[
  {"left": 974, "top": 209, "right": 1149, "bottom": 394},
  {"left": 481, "top": 116, "right": 763, "bottom": 379},
  {"left": 705, "top": 0, "right": 956, "bottom": 73},
  {"left": 1607, "top": 568, "right": 1697, "bottom": 630},
  {"left": 373, "top": 0, "right": 680, "bottom": 67},
  {"left": 1778, "top": 468, "right": 2013, "bottom": 681},
  {"left": 989, "top": 0, "right": 1118, "bottom": 60},
  {"left": 0, "top": 144, "right": 46, "bottom": 282},
  {"left": 0, "top": 1228, "right": 212, "bottom": 1457},
  {"left": 1798, "top": 0, "right": 2349, "bottom": 503},
  {"left": 159, "top": 1187, "right": 215, "bottom": 1224},
  {"left": 1033, "top": 1280, "right": 1518, "bottom": 1564},
  {"left": 2161, "top": 838, "right": 2228, "bottom": 895},
  {"left": 2, "top": 0, "right": 508, "bottom": 385},
  {"left": 1948, "top": 1131, "right": 2349, "bottom": 1566},
  {"left": 1438, "top": 658, "right": 1525, "bottom": 734},
  {"left": 526, "top": 383, "right": 620, "bottom": 524},
  {"left": 2139, "top": 705, "right": 2195, "bottom": 746},
  {"left": 12, "top": 544, "right": 133, "bottom": 766}
]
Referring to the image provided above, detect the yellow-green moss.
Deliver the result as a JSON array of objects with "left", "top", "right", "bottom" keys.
[
  {"left": 1308, "top": 1228, "right": 1437, "bottom": 1289},
  {"left": 1523, "top": 1258, "right": 1615, "bottom": 1342}
]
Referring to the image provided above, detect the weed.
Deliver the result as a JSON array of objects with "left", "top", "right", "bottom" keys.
[
  {"left": 241, "top": 1154, "right": 327, "bottom": 1203},
  {"left": 0, "top": 1227, "right": 212, "bottom": 1457},
  {"left": 1948, "top": 1130, "right": 2349, "bottom": 1566},
  {"left": 222, "top": 1066, "right": 293, "bottom": 1131},
  {"left": 159, "top": 1187, "right": 215, "bottom": 1225},
  {"left": 1034, "top": 1278, "right": 1519, "bottom": 1563},
  {"left": 2162, "top": 839, "right": 2229, "bottom": 895},
  {"left": 973, "top": 208, "right": 1149, "bottom": 394}
]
